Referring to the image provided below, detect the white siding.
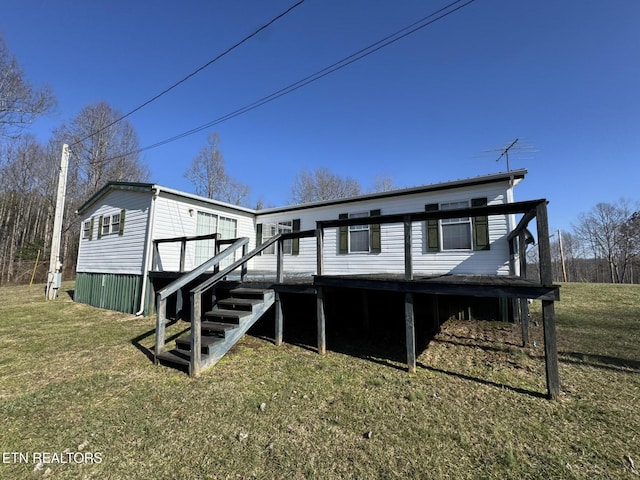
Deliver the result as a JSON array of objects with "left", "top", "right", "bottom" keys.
[
  {"left": 76, "top": 190, "right": 152, "bottom": 275},
  {"left": 253, "top": 183, "right": 513, "bottom": 276},
  {"left": 152, "top": 193, "right": 255, "bottom": 272}
]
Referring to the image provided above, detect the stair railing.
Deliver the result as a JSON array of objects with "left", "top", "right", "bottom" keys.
[
  {"left": 187, "top": 233, "right": 286, "bottom": 376},
  {"left": 154, "top": 237, "right": 249, "bottom": 363}
]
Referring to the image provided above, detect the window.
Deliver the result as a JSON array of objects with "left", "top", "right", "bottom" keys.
[
  {"left": 348, "top": 212, "right": 370, "bottom": 253},
  {"left": 110, "top": 213, "right": 121, "bottom": 234},
  {"left": 83, "top": 220, "right": 91, "bottom": 239},
  {"left": 264, "top": 221, "right": 293, "bottom": 254},
  {"left": 440, "top": 201, "right": 472, "bottom": 250},
  {"left": 102, "top": 216, "right": 111, "bottom": 236},
  {"left": 195, "top": 212, "right": 218, "bottom": 266}
]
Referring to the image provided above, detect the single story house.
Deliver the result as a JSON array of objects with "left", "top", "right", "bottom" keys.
[{"left": 74, "top": 169, "right": 527, "bottom": 315}]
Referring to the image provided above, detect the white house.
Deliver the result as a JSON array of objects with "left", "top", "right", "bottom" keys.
[{"left": 74, "top": 169, "right": 527, "bottom": 314}]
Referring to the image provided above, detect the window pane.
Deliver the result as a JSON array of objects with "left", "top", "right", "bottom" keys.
[
  {"left": 442, "top": 223, "right": 471, "bottom": 250},
  {"left": 350, "top": 230, "right": 369, "bottom": 252}
]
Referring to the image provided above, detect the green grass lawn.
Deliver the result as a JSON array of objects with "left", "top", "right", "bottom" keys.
[{"left": 0, "top": 282, "right": 638, "bottom": 479}]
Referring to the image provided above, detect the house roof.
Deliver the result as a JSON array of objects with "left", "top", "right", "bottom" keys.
[{"left": 76, "top": 169, "right": 527, "bottom": 216}]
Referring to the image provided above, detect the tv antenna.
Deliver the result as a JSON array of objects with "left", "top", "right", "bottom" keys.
[
  {"left": 477, "top": 138, "right": 537, "bottom": 172},
  {"left": 496, "top": 138, "right": 519, "bottom": 171}
]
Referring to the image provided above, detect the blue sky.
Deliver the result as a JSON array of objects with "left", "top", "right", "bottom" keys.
[{"left": 2, "top": 0, "right": 639, "bottom": 231}]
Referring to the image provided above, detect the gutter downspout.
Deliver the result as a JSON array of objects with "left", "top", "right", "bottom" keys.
[{"left": 136, "top": 186, "right": 160, "bottom": 315}]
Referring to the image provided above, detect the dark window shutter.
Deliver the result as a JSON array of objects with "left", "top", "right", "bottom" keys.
[
  {"left": 339, "top": 213, "right": 348, "bottom": 254},
  {"left": 370, "top": 209, "right": 381, "bottom": 254},
  {"left": 292, "top": 219, "right": 301, "bottom": 255},
  {"left": 89, "top": 217, "right": 94, "bottom": 240},
  {"left": 471, "top": 197, "right": 490, "bottom": 251},
  {"left": 256, "top": 223, "right": 263, "bottom": 255},
  {"left": 425, "top": 204, "right": 439, "bottom": 252},
  {"left": 119, "top": 209, "right": 126, "bottom": 236},
  {"left": 97, "top": 215, "right": 103, "bottom": 239}
]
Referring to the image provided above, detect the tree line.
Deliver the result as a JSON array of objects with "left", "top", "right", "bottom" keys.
[{"left": 1, "top": 33, "right": 637, "bottom": 286}]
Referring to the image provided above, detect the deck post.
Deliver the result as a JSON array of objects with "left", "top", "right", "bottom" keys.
[
  {"left": 152, "top": 241, "right": 159, "bottom": 272},
  {"left": 405, "top": 292, "right": 416, "bottom": 373},
  {"left": 191, "top": 292, "right": 202, "bottom": 377},
  {"left": 154, "top": 294, "right": 166, "bottom": 363},
  {"left": 275, "top": 291, "right": 283, "bottom": 346},
  {"left": 316, "top": 227, "right": 324, "bottom": 275},
  {"left": 536, "top": 201, "right": 560, "bottom": 399},
  {"left": 241, "top": 243, "right": 248, "bottom": 282},
  {"left": 518, "top": 230, "right": 530, "bottom": 346},
  {"left": 214, "top": 235, "right": 221, "bottom": 275},
  {"left": 179, "top": 239, "right": 186, "bottom": 272},
  {"left": 404, "top": 215, "right": 413, "bottom": 281},
  {"left": 276, "top": 239, "right": 284, "bottom": 283},
  {"left": 317, "top": 286, "right": 326, "bottom": 355},
  {"left": 542, "top": 300, "right": 560, "bottom": 399}
]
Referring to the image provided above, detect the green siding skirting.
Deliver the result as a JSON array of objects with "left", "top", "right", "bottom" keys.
[{"left": 75, "top": 273, "right": 143, "bottom": 314}]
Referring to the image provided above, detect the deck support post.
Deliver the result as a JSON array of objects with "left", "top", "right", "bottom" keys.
[
  {"left": 404, "top": 215, "right": 413, "bottom": 280},
  {"left": 275, "top": 291, "right": 283, "bottom": 346},
  {"left": 537, "top": 201, "right": 560, "bottom": 399},
  {"left": 520, "top": 299, "right": 530, "bottom": 347},
  {"left": 241, "top": 243, "right": 248, "bottom": 282},
  {"left": 276, "top": 240, "right": 284, "bottom": 283},
  {"left": 316, "top": 227, "right": 324, "bottom": 275},
  {"left": 179, "top": 239, "right": 186, "bottom": 272},
  {"left": 405, "top": 292, "right": 416, "bottom": 373},
  {"left": 191, "top": 292, "right": 202, "bottom": 377},
  {"left": 154, "top": 294, "right": 166, "bottom": 364},
  {"left": 518, "top": 230, "right": 530, "bottom": 346},
  {"left": 317, "top": 286, "right": 326, "bottom": 355},
  {"left": 542, "top": 300, "right": 560, "bottom": 399}
]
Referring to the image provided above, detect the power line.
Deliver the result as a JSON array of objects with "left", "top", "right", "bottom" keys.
[
  {"left": 92, "top": 0, "right": 477, "bottom": 165},
  {"left": 70, "top": 0, "right": 305, "bottom": 148}
]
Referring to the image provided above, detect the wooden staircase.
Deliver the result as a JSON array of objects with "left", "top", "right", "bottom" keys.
[{"left": 156, "top": 287, "right": 275, "bottom": 375}]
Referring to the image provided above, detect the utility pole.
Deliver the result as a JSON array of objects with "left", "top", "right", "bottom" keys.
[
  {"left": 46, "top": 144, "right": 70, "bottom": 300},
  {"left": 558, "top": 229, "right": 568, "bottom": 283}
]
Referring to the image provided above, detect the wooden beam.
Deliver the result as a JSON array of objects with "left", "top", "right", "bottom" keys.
[
  {"left": 276, "top": 240, "right": 284, "bottom": 283},
  {"left": 404, "top": 215, "right": 413, "bottom": 281},
  {"left": 179, "top": 239, "right": 186, "bottom": 272},
  {"left": 520, "top": 298, "right": 530, "bottom": 347},
  {"left": 317, "top": 286, "right": 326, "bottom": 355},
  {"left": 405, "top": 293, "right": 416, "bottom": 373},
  {"left": 191, "top": 292, "right": 202, "bottom": 377},
  {"left": 542, "top": 299, "right": 560, "bottom": 399},
  {"left": 275, "top": 292, "right": 283, "bottom": 346},
  {"left": 536, "top": 202, "right": 553, "bottom": 286},
  {"left": 316, "top": 227, "right": 324, "bottom": 276},
  {"left": 154, "top": 294, "right": 166, "bottom": 363}
]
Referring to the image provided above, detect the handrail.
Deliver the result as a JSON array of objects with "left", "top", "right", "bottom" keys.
[
  {"left": 190, "top": 233, "right": 283, "bottom": 295},
  {"left": 154, "top": 232, "right": 221, "bottom": 244},
  {"left": 157, "top": 237, "right": 249, "bottom": 300}
]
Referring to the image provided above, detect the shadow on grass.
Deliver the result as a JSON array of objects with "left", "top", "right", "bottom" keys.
[
  {"left": 559, "top": 351, "right": 640, "bottom": 373},
  {"left": 131, "top": 319, "right": 189, "bottom": 362},
  {"left": 416, "top": 361, "right": 548, "bottom": 399},
  {"left": 65, "top": 289, "right": 75, "bottom": 300}
]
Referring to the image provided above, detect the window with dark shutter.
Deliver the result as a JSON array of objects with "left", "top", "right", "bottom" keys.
[
  {"left": 370, "top": 209, "right": 381, "bottom": 254},
  {"left": 338, "top": 213, "right": 348, "bottom": 254},
  {"left": 471, "top": 197, "right": 490, "bottom": 251},
  {"left": 425, "top": 204, "right": 439, "bottom": 252}
]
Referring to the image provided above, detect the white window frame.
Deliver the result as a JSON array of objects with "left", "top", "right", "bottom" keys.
[
  {"left": 101, "top": 215, "right": 111, "bottom": 236},
  {"left": 440, "top": 200, "right": 472, "bottom": 251},
  {"left": 110, "top": 213, "right": 121, "bottom": 234},
  {"left": 264, "top": 221, "right": 293, "bottom": 255},
  {"left": 83, "top": 220, "right": 91, "bottom": 239},
  {"left": 349, "top": 212, "right": 370, "bottom": 253}
]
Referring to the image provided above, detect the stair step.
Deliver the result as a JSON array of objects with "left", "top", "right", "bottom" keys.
[
  {"left": 204, "top": 308, "right": 251, "bottom": 323},
  {"left": 175, "top": 334, "right": 224, "bottom": 352},
  {"left": 156, "top": 349, "right": 191, "bottom": 367},
  {"left": 217, "top": 297, "right": 262, "bottom": 311},
  {"left": 201, "top": 321, "right": 240, "bottom": 335},
  {"left": 229, "top": 287, "right": 271, "bottom": 299}
]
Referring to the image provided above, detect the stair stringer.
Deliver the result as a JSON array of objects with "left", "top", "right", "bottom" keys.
[{"left": 197, "top": 289, "right": 275, "bottom": 373}]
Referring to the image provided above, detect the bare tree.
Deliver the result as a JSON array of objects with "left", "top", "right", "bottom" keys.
[
  {"left": 56, "top": 101, "right": 148, "bottom": 199},
  {"left": 573, "top": 199, "right": 639, "bottom": 283},
  {"left": 371, "top": 174, "right": 396, "bottom": 193},
  {"left": 290, "top": 167, "right": 361, "bottom": 204},
  {"left": 0, "top": 35, "right": 55, "bottom": 138},
  {"left": 184, "top": 132, "right": 250, "bottom": 206}
]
